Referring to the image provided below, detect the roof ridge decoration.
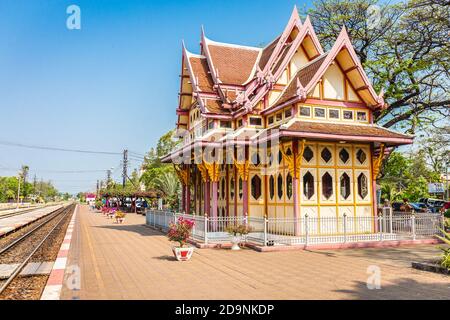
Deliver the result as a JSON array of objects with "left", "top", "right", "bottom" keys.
[
  {"left": 300, "top": 26, "right": 384, "bottom": 109},
  {"left": 242, "top": 13, "right": 325, "bottom": 111},
  {"left": 181, "top": 41, "right": 208, "bottom": 114}
]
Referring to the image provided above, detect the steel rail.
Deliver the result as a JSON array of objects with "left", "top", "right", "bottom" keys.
[
  {"left": 0, "top": 205, "right": 74, "bottom": 295},
  {"left": 0, "top": 206, "right": 67, "bottom": 255}
]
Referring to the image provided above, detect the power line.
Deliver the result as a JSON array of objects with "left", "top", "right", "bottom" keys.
[{"left": 0, "top": 140, "right": 122, "bottom": 155}]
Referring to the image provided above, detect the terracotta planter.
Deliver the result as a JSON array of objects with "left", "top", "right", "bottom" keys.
[
  {"left": 172, "top": 246, "right": 194, "bottom": 261},
  {"left": 231, "top": 235, "right": 241, "bottom": 250}
]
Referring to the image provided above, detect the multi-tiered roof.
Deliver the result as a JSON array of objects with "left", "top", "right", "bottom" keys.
[{"left": 172, "top": 6, "right": 413, "bottom": 150}]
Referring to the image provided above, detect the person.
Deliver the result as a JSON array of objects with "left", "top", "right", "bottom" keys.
[{"left": 400, "top": 198, "right": 412, "bottom": 213}]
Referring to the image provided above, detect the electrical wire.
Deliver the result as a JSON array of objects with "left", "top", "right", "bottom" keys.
[{"left": 0, "top": 140, "right": 122, "bottom": 155}]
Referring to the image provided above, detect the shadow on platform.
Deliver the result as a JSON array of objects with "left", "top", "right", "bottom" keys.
[
  {"left": 334, "top": 278, "right": 450, "bottom": 300},
  {"left": 94, "top": 223, "right": 165, "bottom": 237}
]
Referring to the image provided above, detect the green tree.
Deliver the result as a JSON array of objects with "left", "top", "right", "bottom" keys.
[
  {"left": 305, "top": 0, "right": 449, "bottom": 133},
  {"left": 140, "top": 130, "right": 182, "bottom": 209}
]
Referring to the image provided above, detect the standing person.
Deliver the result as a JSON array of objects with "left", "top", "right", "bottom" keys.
[{"left": 400, "top": 198, "right": 412, "bottom": 213}]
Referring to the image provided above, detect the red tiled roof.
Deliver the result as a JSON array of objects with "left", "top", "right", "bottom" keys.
[
  {"left": 204, "top": 99, "right": 230, "bottom": 115},
  {"left": 275, "top": 54, "right": 328, "bottom": 106},
  {"left": 189, "top": 56, "right": 215, "bottom": 92},
  {"left": 284, "top": 121, "right": 412, "bottom": 141},
  {"left": 259, "top": 35, "right": 281, "bottom": 70},
  {"left": 207, "top": 44, "right": 260, "bottom": 85}
]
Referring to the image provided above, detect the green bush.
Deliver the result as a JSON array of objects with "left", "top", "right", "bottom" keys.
[
  {"left": 444, "top": 209, "right": 450, "bottom": 218},
  {"left": 436, "top": 229, "right": 450, "bottom": 270}
]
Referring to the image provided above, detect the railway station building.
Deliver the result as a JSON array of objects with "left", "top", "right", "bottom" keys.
[{"left": 162, "top": 7, "right": 413, "bottom": 233}]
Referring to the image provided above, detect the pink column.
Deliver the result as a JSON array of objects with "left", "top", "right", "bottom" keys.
[
  {"left": 225, "top": 165, "right": 230, "bottom": 216},
  {"left": 373, "top": 179, "right": 378, "bottom": 233},
  {"left": 204, "top": 180, "right": 210, "bottom": 216},
  {"left": 293, "top": 141, "right": 300, "bottom": 235},
  {"left": 185, "top": 167, "right": 191, "bottom": 214},
  {"left": 242, "top": 180, "right": 248, "bottom": 218},
  {"left": 181, "top": 185, "right": 186, "bottom": 213},
  {"left": 212, "top": 181, "right": 218, "bottom": 231}
]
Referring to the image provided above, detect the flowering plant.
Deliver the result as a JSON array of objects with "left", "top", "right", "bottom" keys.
[
  {"left": 115, "top": 211, "right": 126, "bottom": 219},
  {"left": 167, "top": 217, "right": 195, "bottom": 248},
  {"left": 225, "top": 224, "right": 252, "bottom": 236}
]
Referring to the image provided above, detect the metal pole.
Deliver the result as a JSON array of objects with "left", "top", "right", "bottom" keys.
[
  {"left": 16, "top": 174, "right": 21, "bottom": 209},
  {"left": 343, "top": 213, "right": 347, "bottom": 243},
  {"left": 204, "top": 214, "right": 208, "bottom": 245},
  {"left": 412, "top": 212, "right": 416, "bottom": 240},
  {"left": 305, "top": 214, "right": 309, "bottom": 247},
  {"left": 389, "top": 207, "right": 393, "bottom": 234},
  {"left": 122, "top": 149, "right": 128, "bottom": 188},
  {"left": 264, "top": 216, "right": 268, "bottom": 246},
  {"left": 378, "top": 216, "right": 383, "bottom": 241}
]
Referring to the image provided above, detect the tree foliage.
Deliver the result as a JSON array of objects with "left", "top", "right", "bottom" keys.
[
  {"left": 305, "top": 0, "right": 449, "bottom": 133},
  {"left": 140, "top": 130, "right": 181, "bottom": 209}
]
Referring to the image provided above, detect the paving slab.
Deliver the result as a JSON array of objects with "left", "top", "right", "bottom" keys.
[{"left": 60, "top": 205, "right": 450, "bottom": 300}]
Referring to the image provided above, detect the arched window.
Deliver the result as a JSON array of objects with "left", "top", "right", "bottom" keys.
[
  {"left": 278, "top": 150, "right": 283, "bottom": 165},
  {"left": 286, "top": 173, "right": 293, "bottom": 199},
  {"left": 339, "top": 148, "right": 350, "bottom": 163},
  {"left": 238, "top": 177, "right": 243, "bottom": 200},
  {"left": 277, "top": 173, "right": 283, "bottom": 198},
  {"left": 269, "top": 175, "right": 275, "bottom": 200},
  {"left": 303, "top": 146, "right": 314, "bottom": 162},
  {"left": 340, "top": 173, "right": 351, "bottom": 199},
  {"left": 303, "top": 172, "right": 314, "bottom": 199},
  {"left": 251, "top": 175, "right": 262, "bottom": 200},
  {"left": 358, "top": 173, "right": 368, "bottom": 198},
  {"left": 321, "top": 147, "right": 332, "bottom": 163},
  {"left": 322, "top": 172, "right": 333, "bottom": 200},
  {"left": 230, "top": 177, "right": 235, "bottom": 199}
]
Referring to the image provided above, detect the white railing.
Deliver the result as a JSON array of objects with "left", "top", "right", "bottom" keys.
[{"left": 146, "top": 208, "right": 444, "bottom": 247}]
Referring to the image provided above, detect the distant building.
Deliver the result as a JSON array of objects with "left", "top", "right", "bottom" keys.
[{"left": 85, "top": 193, "right": 96, "bottom": 205}]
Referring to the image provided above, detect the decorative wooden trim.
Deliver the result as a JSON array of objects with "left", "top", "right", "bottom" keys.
[
  {"left": 204, "top": 162, "right": 220, "bottom": 182},
  {"left": 197, "top": 163, "right": 209, "bottom": 182},
  {"left": 280, "top": 139, "right": 306, "bottom": 179},
  {"left": 372, "top": 143, "right": 386, "bottom": 179},
  {"left": 173, "top": 164, "right": 189, "bottom": 185}
]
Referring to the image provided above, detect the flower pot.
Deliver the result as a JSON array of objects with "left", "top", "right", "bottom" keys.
[
  {"left": 231, "top": 235, "right": 241, "bottom": 250},
  {"left": 172, "top": 246, "right": 194, "bottom": 261},
  {"left": 116, "top": 218, "right": 125, "bottom": 224}
]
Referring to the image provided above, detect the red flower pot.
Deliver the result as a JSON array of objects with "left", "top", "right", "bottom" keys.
[{"left": 172, "top": 246, "right": 194, "bottom": 261}]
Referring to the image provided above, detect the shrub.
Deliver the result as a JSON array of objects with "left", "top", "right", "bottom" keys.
[
  {"left": 115, "top": 211, "right": 126, "bottom": 219},
  {"left": 167, "top": 217, "right": 194, "bottom": 248},
  {"left": 444, "top": 209, "right": 450, "bottom": 218},
  {"left": 435, "top": 228, "right": 450, "bottom": 271},
  {"left": 226, "top": 224, "right": 252, "bottom": 236}
]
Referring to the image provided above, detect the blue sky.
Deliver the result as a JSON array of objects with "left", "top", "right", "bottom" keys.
[{"left": 0, "top": 0, "right": 306, "bottom": 193}]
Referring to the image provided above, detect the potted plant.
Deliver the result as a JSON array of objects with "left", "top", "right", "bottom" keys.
[
  {"left": 167, "top": 217, "right": 195, "bottom": 261},
  {"left": 115, "top": 211, "right": 126, "bottom": 224},
  {"left": 226, "top": 224, "right": 252, "bottom": 250}
]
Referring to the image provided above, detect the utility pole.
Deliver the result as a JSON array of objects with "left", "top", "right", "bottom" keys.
[
  {"left": 122, "top": 149, "right": 128, "bottom": 188},
  {"left": 96, "top": 180, "right": 99, "bottom": 198},
  {"left": 16, "top": 173, "right": 21, "bottom": 209},
  {"left": 106, "top": 169, "right": 112, "bottom": 188}
]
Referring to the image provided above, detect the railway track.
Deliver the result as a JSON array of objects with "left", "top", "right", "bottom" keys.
[{"left": 0, "top": 204, "right": 75, "bottom": 299}]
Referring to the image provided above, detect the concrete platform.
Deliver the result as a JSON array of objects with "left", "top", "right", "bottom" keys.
[
  {"left": 0, "top": 262, "right": 54, "bottom": 279},
  {"left": 59, "top": 205, "right": 450, "bottom": 300},
  {"left": 0, "top": 205, "right": 63, "bottom": 236}
]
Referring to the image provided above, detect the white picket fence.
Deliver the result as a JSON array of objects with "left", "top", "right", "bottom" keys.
[{"left": 146, "top": 208, "right": 444, "bottom": 247}]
